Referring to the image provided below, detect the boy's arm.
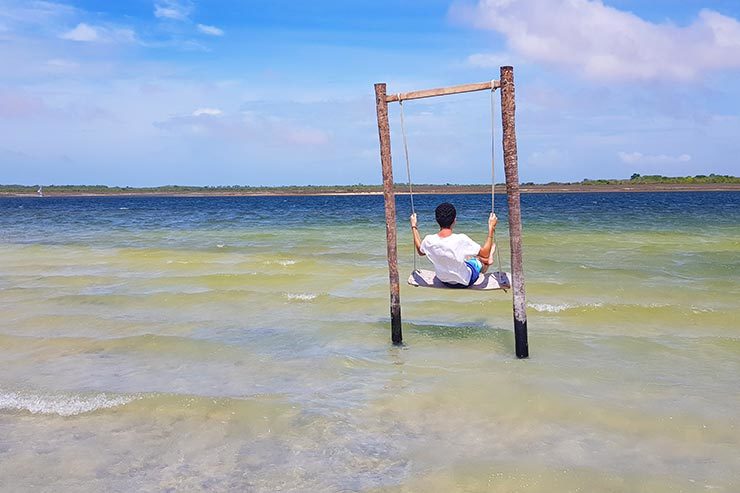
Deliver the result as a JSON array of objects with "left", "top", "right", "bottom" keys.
[
  {"left": 410, "top": 213, "right": 426, "bottom": 256},
  {"left": 478, "top": 213, "right": 497, "bottom": 261}
]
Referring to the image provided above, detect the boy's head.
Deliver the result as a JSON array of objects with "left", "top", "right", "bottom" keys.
[{"left": 435, "top": 202, "right": 456, "bottom": 229}]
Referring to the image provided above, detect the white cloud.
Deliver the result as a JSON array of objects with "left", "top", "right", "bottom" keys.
[
  {"left": 154, "top": 0, "right": 193, "bottom": 21},
  {"left": 60, "top": 22, "right": 98, "bottom": 42},
  {"left": 197, "top": 24, "right": 224, "bottom": 36},
  {"left": 192, "top": 108, "right": 223, "bottom": 116},
  {"left": 467, "top": 52, "right": 511, "bottom": 68},
  {"left": 458, "top": 0, "right": 740, "bottom": 82},
  {"left": 60, "top": 22, "right": 136, "bottom": 43},
  {"left": 0, "top": 1, "right": 78, "bottom": 28},
  {"left": 618, "top": 152, "right": 691, "bottom": 165}
]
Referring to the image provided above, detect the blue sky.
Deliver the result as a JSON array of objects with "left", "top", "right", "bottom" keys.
[{"left": 1, "top": 0, "right": 739, "bottom": 186}]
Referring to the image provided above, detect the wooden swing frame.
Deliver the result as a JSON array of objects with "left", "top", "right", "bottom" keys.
[{"left": 374, "top": 66, "right": 529, "bottom": 359}]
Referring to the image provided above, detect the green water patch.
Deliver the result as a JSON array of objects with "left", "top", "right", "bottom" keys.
[
  {"left": 395, "top": 322, "right": 517, "bottom": 363},
  {"left": 0, "top": 332, "right": 256, "bottom": 362},
  {"left": 0, "top": 341, "right": 314, "bottom": 402},
  {"left": 37, "top": 288, "right": 313, "bottom": 316},
  {"left": 501, "top": 330, "right": 740, "bottom": 426},
  {"left": 377, "top": 462, "right": 713, "bottom": 493},
  {"left": 404, "top": 321, "right": 513, "bottom": 341},
  {"left": 358, "top": 365, "right": 739, "bottom": 490},
  {"left": 0, "top": 313, "right": 201, "bottom": 339},
  {"left": 105, "top": 391, "right": 300, "bottom": 426},
  {"left": 527, "top": 300, "right": 739, "bottom": 336}
]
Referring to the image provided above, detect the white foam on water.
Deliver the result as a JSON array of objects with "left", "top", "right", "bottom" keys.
[
  {"left": 529, "top": 303, "right": 572, "bottom": 313},
  {"left": 265, "top": 259, "right": 296, "bottom": 266},
  {"left": 216, "top": 244, "right": 225, "bottom": 248},
  {"left": 529, "top": 302, "right": 603, "bottom": 313},
  {"left": 0, "top": 391, "right": 137, "bottom": 416},
  {"left": 286, "top": 293, "right": 317, "bottom": 301},
  {"left": 531, "top": 301, "right": 692, "bottom": 313}
]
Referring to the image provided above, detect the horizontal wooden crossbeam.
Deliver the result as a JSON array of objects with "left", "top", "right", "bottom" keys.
[{"left": 385, "top": 80, "right": 500, "bottom": 103}]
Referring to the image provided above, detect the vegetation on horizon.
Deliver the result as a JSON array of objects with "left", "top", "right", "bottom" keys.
[
  {"left": 1, "top": 174, "right": 737, "bottom": 195},
  {"left": 580, "top": 173, "right": 740, "bottom": 185}
]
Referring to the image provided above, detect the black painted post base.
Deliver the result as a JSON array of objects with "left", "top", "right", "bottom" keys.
[
  {"left": 391, "top": 305, "right": 402, "bottom": 345},
  {"left": 514, "top": 318, "right": 529, "bottom": 358}
]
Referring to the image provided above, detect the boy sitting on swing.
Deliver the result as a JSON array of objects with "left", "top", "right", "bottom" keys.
[{"left": 410, "top": 203, "right": 498, "bottom": 288}]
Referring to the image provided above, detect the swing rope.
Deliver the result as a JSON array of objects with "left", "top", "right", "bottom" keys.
[
  {"left": 398, "top": 97, "right": 417, "bottom": 272},
  {"left": 490, "top": 82, "right": 506, "bottom": 290},
  {"left": 490, "top": 83, "right": 496, "bottom": 214}
]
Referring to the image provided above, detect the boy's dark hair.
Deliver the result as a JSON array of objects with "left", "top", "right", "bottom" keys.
[{"left": 435, "top": 202, "right": 456, "bottom": 228}]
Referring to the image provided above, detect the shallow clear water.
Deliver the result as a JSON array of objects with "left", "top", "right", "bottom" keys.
[{"left": 0, "top": 192, "right": 738, "bottom": 492}]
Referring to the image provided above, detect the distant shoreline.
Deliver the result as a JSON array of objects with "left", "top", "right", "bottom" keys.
[{"left": 2, "top": 183, "right": 739, "bottom": 197}]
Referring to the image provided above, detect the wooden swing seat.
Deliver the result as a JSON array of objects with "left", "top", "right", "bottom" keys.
[{"left": 408, "top": 269, "right": 511, "bottom": 291}]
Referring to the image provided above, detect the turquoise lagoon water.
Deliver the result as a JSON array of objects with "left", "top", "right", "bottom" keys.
[{"left": 0, "top": 192, "right": 738, "bottom": 492}]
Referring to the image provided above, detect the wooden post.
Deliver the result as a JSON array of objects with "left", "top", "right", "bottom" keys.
[
  {"left": 375, "top": 83, "right": 402, "bottom": 344},
  {"left": 500, "top": 66, "right": 529, "bottom": 358}
]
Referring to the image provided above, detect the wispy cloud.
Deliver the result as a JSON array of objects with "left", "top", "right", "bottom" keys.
[
  {"left": 156, "top": 108, "right": 330, "bottom": 147},
  {"left": 456, "top": 0, "right": 740, "bottom": 82},
  {"left": 618, "top": 152, "right": 691, "bottom": 165},
  {"left": 0, "top": 1, "right": 78, "bottom": 28},
  {"left": 60, "top": 22, "right": 97, "bottom": 41},
  {"left": 154, "top": 0, "right": 193, "bottom": 21},
  {"left": 197, "top": 24, "right": 223, "bottom": 36},
  {"left": 466, "top": 52, "right": 511, "bottom": 68},
  {"left": 192, "top": 107, "right": 223, "bottom": 116},
  {"left": 60, "top": 22, "right": 135, "bottom": 43}
]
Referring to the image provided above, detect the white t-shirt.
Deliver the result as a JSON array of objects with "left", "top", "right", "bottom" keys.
[{"left": 420, "top": 233, "right": 481, "bottom": 285}]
